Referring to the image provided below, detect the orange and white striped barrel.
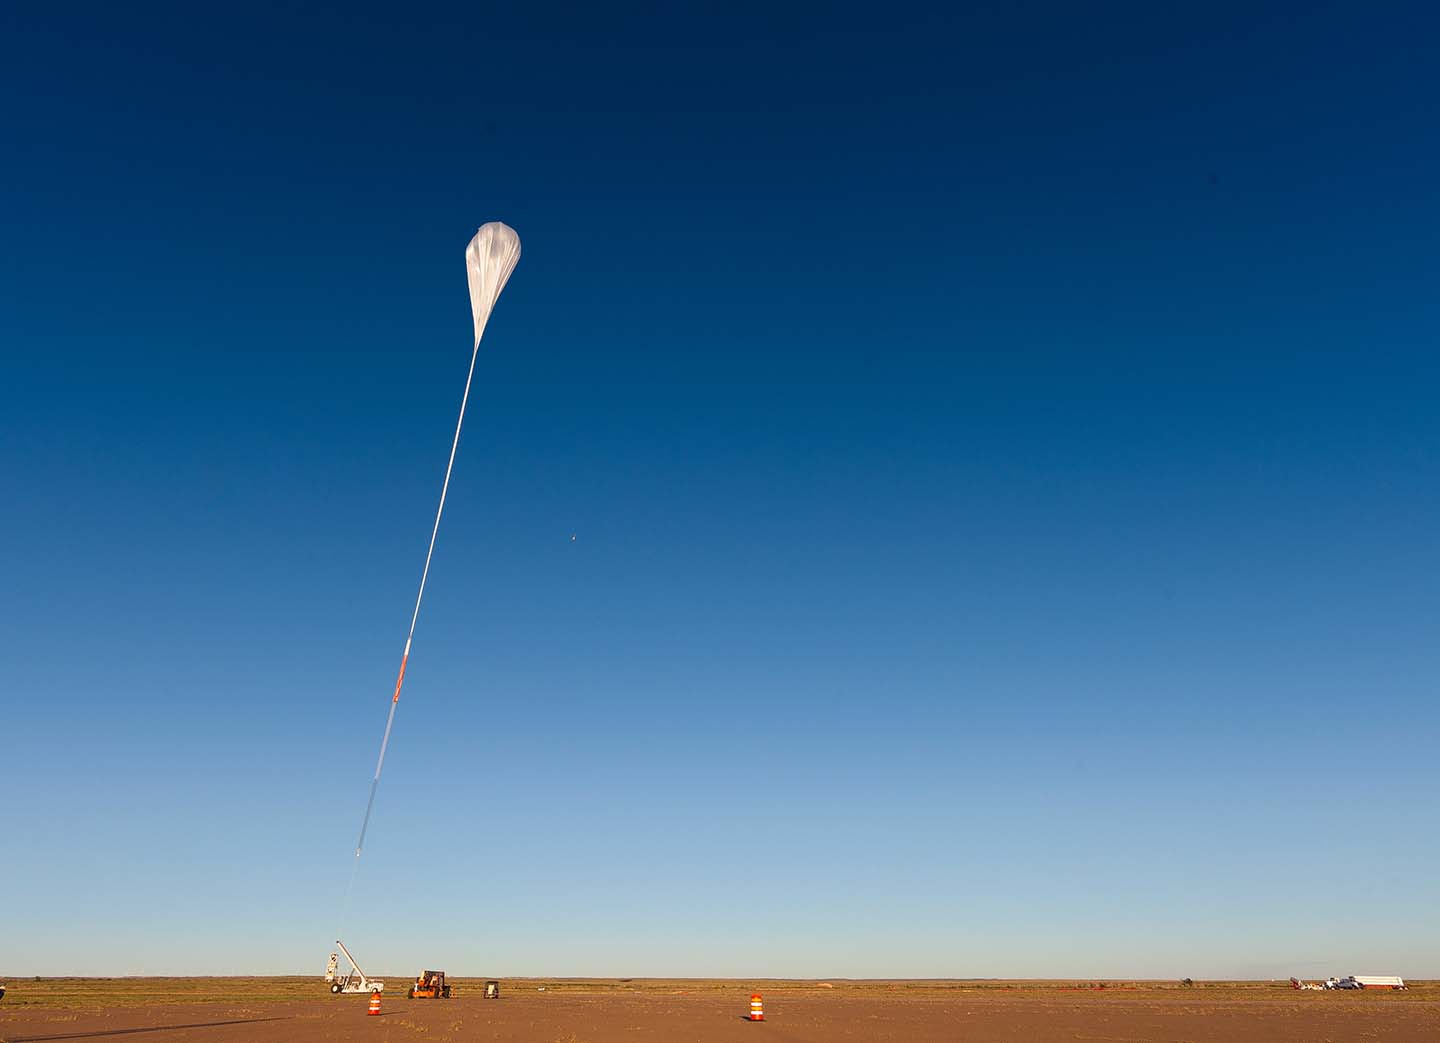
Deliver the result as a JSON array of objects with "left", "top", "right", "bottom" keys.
[
  {"left": 368, "top": 990, "right": 382, "bottom": 1016},
  {"left": 749, "top": 994, "right": 764, "bottom": 1021}
]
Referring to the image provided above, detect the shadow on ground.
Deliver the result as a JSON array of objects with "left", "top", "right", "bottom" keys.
[{"left": 9, "top": 1017, "right": 292, "bottom": 1041}]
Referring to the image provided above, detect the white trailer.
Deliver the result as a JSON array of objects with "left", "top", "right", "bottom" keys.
[
  {"left": 1351, "top": 976, "right": 1406, "bottom": 990},
  {"left": 325, "top": 940, "right": 385, "bottom": 994}
]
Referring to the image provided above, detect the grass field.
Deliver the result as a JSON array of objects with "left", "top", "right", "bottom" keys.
[
  {"left": 2, "top": 974, "right": 1434, "bottom": 1009},
  {"left": 4, "top": 977, "right": 1438, "bottom": 1042}
]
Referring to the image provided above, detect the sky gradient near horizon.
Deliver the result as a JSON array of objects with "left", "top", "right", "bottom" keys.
[{"left": 3, "top": 1, "right": 1439, "bottom": 978}]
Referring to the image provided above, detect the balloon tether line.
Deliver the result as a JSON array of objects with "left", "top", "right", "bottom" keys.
[
  {"left": 353, "top": 323, "right": 488, "bottom": 860},
  {"left": 335, "top": 853, "right": 362, "bottom": 939}
]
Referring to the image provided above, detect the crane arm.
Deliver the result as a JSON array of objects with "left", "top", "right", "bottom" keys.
[{"left": 335, "top": 939, "right": 367, "bottom": 980}]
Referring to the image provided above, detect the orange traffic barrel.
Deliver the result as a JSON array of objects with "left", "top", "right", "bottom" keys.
[
  {"left": 368, "top": 990, "right": 382, "bottom": 1016},
  {"left": 749, "top": 993, "right": 764, "bottom": 1021}
]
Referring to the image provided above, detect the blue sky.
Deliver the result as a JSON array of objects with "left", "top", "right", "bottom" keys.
[{"left": 3, "top": 1, "right": 1438, "bottom": 977}]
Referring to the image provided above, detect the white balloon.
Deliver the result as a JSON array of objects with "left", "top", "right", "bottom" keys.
[{"left": 466, "top": 222, "right": 522, "bottom": 346}]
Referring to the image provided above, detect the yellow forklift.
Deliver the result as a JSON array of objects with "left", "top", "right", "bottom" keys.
[{"left": 408, "top": 970, "right": 452, "bottom": 999}]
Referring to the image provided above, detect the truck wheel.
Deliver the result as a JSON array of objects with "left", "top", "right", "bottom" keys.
[{"left": 330, "top": 984, "right": 342, "bottom": 994}]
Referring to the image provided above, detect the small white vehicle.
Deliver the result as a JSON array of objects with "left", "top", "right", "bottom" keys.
[{"left": 325, "top": 940, "right": 385, "bottom": 994}]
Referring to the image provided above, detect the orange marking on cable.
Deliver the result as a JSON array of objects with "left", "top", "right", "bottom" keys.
[{"left": 392, "top": 654, "right": 408, "bottom": 703}]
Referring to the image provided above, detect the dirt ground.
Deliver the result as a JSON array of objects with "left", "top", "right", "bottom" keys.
[{"left": 3, "top": 979, "right": 1438, "bottom": 1043}]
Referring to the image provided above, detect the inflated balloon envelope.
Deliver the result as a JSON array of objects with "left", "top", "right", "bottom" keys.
[{"left": 467, "top": 222, "right": 522, "bottom": 345}]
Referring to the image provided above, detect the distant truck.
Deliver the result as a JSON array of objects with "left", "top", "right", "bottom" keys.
[
  {"left": 1350, "top": 976, "right": 1407, "bottom": 990},
  {"left": 1324, "top": 976, "right": 1406, "bottom": 991}
]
